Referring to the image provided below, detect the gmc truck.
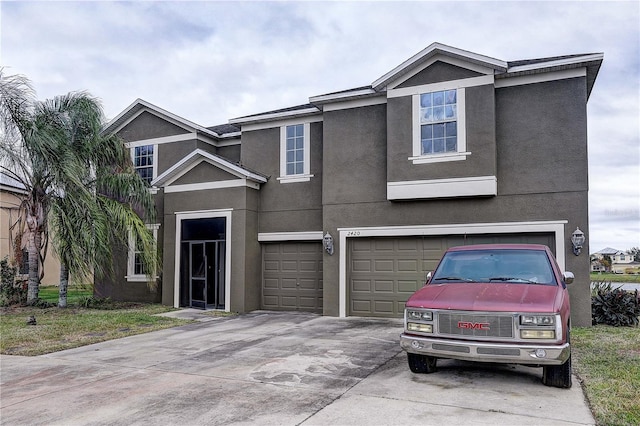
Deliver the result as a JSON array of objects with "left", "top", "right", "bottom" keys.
[{"left": 400, "top": 244, "right": 574, "bottom": 388}]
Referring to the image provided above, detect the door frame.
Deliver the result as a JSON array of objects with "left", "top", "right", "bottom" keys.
[
  {"left": 338, "top": 220, "right": 568, "bottom": 317},
  {"left": 174, "top": 209, "right": 232, "bottom": 310}
]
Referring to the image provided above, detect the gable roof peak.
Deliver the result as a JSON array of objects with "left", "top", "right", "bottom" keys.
[
  {"left": 372, "top": 42, "right": 508, "bottom": 91},
  {"left": 103, "top": 98, "right": 224, "bottom": 140}
]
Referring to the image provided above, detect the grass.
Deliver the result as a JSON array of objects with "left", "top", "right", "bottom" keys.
[
  {"left": 590, "top": 273, "right": 640, "bottom": 283},
  {"left": 572, "top": 325, "right": 640, "bottom": 426},
  {"left": 1, "top": 300, "right": 637, "bottom": 425},
  {"left": 38, "top": 284, "right": 93, "bottom": 304},
  {"left": 0, "top": 303, "right": 191, "bottom": 356}
]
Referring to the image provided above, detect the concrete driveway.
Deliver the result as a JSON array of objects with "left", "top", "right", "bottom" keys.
[{"left": 0, "top": 311, "right": 594, "bottom": 425}]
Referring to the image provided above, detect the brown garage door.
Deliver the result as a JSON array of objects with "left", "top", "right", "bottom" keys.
[
  {"left": 348, "top": 233, "right": 555, "bottom": 318},
  {"left": 262, "top": 242, "right": 323, "bottom": 313}
]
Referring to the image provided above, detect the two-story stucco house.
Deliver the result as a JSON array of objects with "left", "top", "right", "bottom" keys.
[{"left": 98, "top": 43, "right": 603, "bottom": 327}]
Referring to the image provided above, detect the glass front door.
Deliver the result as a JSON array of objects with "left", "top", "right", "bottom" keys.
[{"left": 180, "top": 217, "right": 227, "bottom": 309}]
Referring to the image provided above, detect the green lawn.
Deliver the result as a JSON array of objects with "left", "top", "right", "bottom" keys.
[
  {"left": 572, "top": 325, "right": 640, "bottom": 426},
  {"left": 0, "top": 303, "right": 189, "bottom": 356},
  {"left": 590, "top": 273, "right": 640, "bottom": 283},
  {"left": 38, "top": 284, "right": 93, "bottom": 304}
]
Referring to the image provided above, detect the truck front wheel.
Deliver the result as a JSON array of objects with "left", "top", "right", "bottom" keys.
[
  {"left": 407, "top": 353, "right": 437, "bottom": 374},
  {"left": 542, "top": 327, "right": 572, "bottom": 388}
]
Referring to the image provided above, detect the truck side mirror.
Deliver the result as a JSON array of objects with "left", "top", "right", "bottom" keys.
[
  {"left": 425, "top": 271, "right": 432, "bottom": 284},
  {"left": 563, "top": 271, "right": 574, "bottom": 285}
]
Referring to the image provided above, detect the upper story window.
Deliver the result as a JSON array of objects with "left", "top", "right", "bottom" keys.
[
  {"left": 286, "top": 124, "right": 305, "bottom": 175},
  {"left": 133, "top": 145, "right": 155, "bottom": 184},
  {"left": 278, "top": 122, "right": 313, "bottom": 183},
  {"left": 420, "top": 90, "right": 457, "bottom": 155},
  {"left": 410, "top": 86, "right": 469, "bottom": 165}
]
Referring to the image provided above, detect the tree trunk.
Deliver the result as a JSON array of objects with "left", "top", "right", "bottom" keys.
[
  {"left": 58, "top": 264, "right": 69, "bottom": 308},
  {"left": 26, "top": 229, "right": 41, "bottom": 304}
]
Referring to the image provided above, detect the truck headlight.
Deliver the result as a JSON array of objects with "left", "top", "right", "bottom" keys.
[
  {"left": 521, "top": 330, "right": 555, "bottom": 339},
  {"left": 407, "top": 310, "right": 433, "bottom": 321},
  {"left": 520, "top": 315, "right": 555, "bottom": 326},
  {"left": 407, "top": 323, "right": 433, "bottom": 333}
]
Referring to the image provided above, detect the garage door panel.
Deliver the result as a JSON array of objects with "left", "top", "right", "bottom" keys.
[
  {"left": 352, "top": 279, "right": 371, "bottom": 292},
  {"left": 299, "top": 260, "right": 319, "bottom": 272},
  {"left": 374, "top": 260, "right": 394, "bottom": 272},
  {"left": 398, "top": 259, "right": 418, "bottom": 272},
  {"left": 352, "top": 259, "right": 372, "bottom": 272},
  {"left": 262, "top": 242, "right": 323, "bottom": 313},
  {"left": 264, "top": 278, "right": 279, "bottom": 289},
  {"left": 374, "top": 239, "right": 394, "bottom": 251},
  {"left": 398, "top": 280, "right": 421, "bottom": 293},
  {"left": 374, "top": 301, "right": 394, "bottom": 314},
  {"left": 352, "top": 300, "right": 371, "bottom": 313},
  {"left": 373, "top": 280, "right": 394, "bottom": 292},
  {"left": 349, "top": 233, "right": 555, "bottom": 318}
]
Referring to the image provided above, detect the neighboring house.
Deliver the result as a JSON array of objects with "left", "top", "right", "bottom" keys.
[
  {"left": 0, "top": 172, "right": 61, "bottom": 286},
  {"left": 99, "top": 42, "right": 603, "bottom": 327},
  {"left": 592, "top": 247, "right": 640, "bottom": 273}
]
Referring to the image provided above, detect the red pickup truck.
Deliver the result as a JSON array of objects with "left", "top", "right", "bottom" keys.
[{"left": 400, "top": 244, "right": 574, "bottom": 388}]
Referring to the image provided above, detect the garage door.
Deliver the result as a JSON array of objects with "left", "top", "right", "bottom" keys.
[
  {"left": 262, "top": 242, "right": 323, "bottom": 313},
  {"left": 348, "top": 233, "right": 555, "bottom": 318}
]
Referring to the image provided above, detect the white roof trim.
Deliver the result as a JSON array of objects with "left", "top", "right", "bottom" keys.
[
  {"left": 258, "top": 231, "right": 324, "bottom": 242},
  {"left": 507, "top": 53, "right": 604, "bottom": 74},
  {"left": 151, "top": 149, "right": 266, "bottom": 187},
  {"left": 104, "top": 98, "right": 221, "bottom": 139},
  {"left": 309, "top": 88, "right": 378, "bottom": 104},
  {"left": 372, "top": 42, "right": 508, "bottom": 90},
  {"left": 229, "top": 107, "right": 320, "bottom": 125}
]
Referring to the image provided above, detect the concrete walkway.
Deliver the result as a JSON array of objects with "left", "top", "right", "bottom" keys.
[{"left": 0, "top": 311, "right": 595, "bottom": 425}]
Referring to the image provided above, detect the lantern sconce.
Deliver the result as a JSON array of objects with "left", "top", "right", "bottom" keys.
[
  {"left": 571, "top": 227, "right": 585, "bottom": 256},
  {"left": 323, "top": 232, "right": 334, "bottom": 255}
]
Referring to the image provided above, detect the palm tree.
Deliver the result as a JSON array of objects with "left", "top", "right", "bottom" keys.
[{"left": 0, "top": 69, "right": 159, "bottom": 306}]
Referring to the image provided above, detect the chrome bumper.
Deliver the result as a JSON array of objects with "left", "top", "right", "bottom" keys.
[{"left": 400, "top": 333, "right": 570, "bottom": 365}]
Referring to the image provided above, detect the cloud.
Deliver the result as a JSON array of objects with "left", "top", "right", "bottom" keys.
[{"left": 1, "top": 0, "right": 638, "bottom": 251}]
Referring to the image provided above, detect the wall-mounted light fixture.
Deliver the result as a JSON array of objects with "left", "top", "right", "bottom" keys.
[
  {"left": 571, "top": 227, "right": 585, "bottom": 256},
  {"left": 323, "top": 232, "right": 334, "bottom": 255}
]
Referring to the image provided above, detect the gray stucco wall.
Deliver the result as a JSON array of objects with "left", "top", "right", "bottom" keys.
[
  {"left": 387, "top": 84, "right": 497, "bottom": 182},
  {"left": 316, "top": 78, "right": 591, "bottom": 325},
  {"left": 172, "top": 162, "right": 237, "bottom": 185},
  {"left": 241, "top": 122, "right": 324, "bottom": 233},
  {"left": 160, "top": 186, "right": 261, "bottom": 313},
  {"left": 496, "top": 77, "right": 589, "bottom": 194},
  {"left": 396, "top": 61, "right": 482, "bottom": 88},
  {"left": 117, "top": 111, "right": 188, "bottom": 141}
]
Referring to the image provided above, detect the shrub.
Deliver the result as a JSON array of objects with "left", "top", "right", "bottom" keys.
[
  {"left": 0, "top": 257, "right": 27, "bottom": 306},
  {"left": 592, "top": 282, "right": 640, "bottom": 326}
]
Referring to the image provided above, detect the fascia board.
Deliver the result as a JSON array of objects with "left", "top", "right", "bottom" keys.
[
  {"left": 151, "top": 149, "right": 267, "bottom": 187},
  {"left": 103, "top": 99, "right": 221, "bottom": 140},
  {"left": 507, "top": 53, "right": 604, "bottom": 74},
  {"left": 309, "top": 88, "right": 377, "bottom": 104},
  {"left": 372, "top": 42, "right": 507, "bottom": 90},
  {"left": 229, "top": 107, "right": 321, "bottom": 125}
]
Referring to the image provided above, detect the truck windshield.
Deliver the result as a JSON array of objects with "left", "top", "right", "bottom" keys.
[{"left": 431, "top": 249, "right": 557, "bottom": 285}]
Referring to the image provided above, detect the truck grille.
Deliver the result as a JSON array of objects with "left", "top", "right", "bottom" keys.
[{"left": 438, "top": 312, "right": 514, "bottom": 338}]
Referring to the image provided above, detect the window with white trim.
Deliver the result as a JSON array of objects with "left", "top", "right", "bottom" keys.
[
  {"left": 133, "top": 145, "right": 155, "bottom": 184},
  {"left": 411, "top": 87, "right": 468, "bottom": 164},
  {"left": 126, "top": 224, "right": 159, "bottom": 282},
  {"left": 278, "top": 123, "right": 312, "bottom": 183}
]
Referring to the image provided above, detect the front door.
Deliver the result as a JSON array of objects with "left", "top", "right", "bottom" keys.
[
  {"left": 189, "top": 241, "right": 225, "bottom": 309},
  {"left": 180, "top": 218, "right": 227, "bottom": 309}
]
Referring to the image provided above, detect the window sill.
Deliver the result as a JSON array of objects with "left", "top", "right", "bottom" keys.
[
  {"left": 126, "top": 275, "right": 158, "bottom": 282},
  {"left": 409, "top": 152, "right": 471, "bottom": 164},
  {"left": 277, "top": 174, "right": 314, "bottom": 183}
]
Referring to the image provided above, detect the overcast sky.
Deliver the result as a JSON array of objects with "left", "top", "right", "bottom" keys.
[{"left": 1, "top": 1, "right": 638, "bottom": 253}]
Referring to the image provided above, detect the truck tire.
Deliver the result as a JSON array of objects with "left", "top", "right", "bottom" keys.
[
  {"left": 542, "top": 327, "right": 572, "bottom": 388},
  {"left": 407, "top": 353, "right": 437, "bottom": 374}
]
